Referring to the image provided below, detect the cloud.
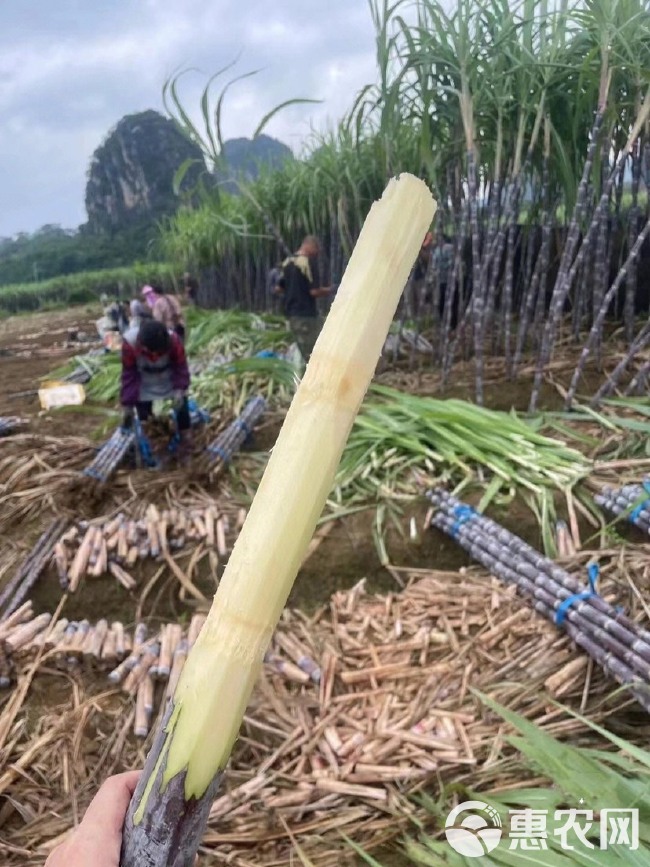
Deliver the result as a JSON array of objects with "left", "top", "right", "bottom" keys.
[{"left": 0, "top": 0, "right": 377, "bottom": 236}]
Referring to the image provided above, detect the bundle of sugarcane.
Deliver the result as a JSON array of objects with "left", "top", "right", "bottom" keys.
[
  {"left": 427, "top": 488, "right": 650, "bottom": 714},
  {"left": 595, "top": 480, "right": 650, "bottom": 534},
  {"left": 0, "top": 518, "right": 68, "bottom": 617},
  {"left": 55, "top": 503, "right": 239, "bottom": 593},
  {"left": 0, "top": 417, "right": 27, "bottom": 436},
  {"left": 206, "top": 395, "right": 266, "bottom": 473},
  {"left": 82, "top": 426, "right": 136, "bottom": 483}
]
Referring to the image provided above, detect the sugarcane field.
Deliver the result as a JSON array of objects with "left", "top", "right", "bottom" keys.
[{"left": 5, "top": 2, "right": 650, "bottom": 866}]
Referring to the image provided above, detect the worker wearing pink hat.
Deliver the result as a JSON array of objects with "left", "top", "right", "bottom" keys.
[
  {"left": 140, "top": 284, "right": 185, "bottom": 342},
  {"left": 141, "top": 284, "right": 158, "bottom": 304}
]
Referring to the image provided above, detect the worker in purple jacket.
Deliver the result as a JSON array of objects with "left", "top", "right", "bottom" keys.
[{"left": 120, "top": 319, "right": 191, "bottom": 440}]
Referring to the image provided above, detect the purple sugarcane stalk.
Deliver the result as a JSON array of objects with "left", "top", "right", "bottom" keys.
[
  {"left": 467, "top": 149, "right": 485, "bottom": 405},
  {"left": 529, "top": 109, "right": 605, "bottom": 411},
  {"left": 624, "top": 140, "right": 642, "bottom": 342},
  {"left": 120, "top": 701, "right": 224, "bottom": 867},
  {"left": 565, "top": 215, "right": 650, "bottom": 408},
  {"left": 591, "top": 318, "right": 650, "bottom": 406}
]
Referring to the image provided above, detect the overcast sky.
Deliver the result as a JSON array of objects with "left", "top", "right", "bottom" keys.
[{"left": 0, "top": 1, "right": 378, "bottom": 237}]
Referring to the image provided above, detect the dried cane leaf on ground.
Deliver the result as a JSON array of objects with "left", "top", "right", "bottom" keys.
[{"left": 1, "top": 562, "right": 649, "bottom": 866}]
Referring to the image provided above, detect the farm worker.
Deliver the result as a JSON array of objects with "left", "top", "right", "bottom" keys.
[
  {"left": 120, "top": 319, "right": 191, "bottom": 443},
  {"left": 128, "top": 298, "right": 152, "bottom": 330},
  {"left": 96, "top": 293, "right": 127, "bottom": 346},
  {"left": 45, "top": 771, "right": 140, "bottom": 866},
  {"left": 141, "top": 284, "right": 186, "bottom": 343},
  {"left": 272, "top": 235, "right": 333, "bottom": 363}
]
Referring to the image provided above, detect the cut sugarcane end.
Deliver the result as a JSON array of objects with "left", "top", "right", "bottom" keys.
[
  {"left": 163, "top": 644, "right": 263, "bottom": 798},
  {"left": 133, "top": 173, "right": 436, "bottom": 812}
]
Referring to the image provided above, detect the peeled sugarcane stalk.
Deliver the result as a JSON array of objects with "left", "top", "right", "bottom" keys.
[
  {"left": 166, "top": 638, "right": 188, "bottom": 701},
  {"left": 124, "top": 642, "right": 160, "bottom": 697},
  {"left": 68, "top": 526, "right": 95, "bottom": 593},
  {"left": 215, "top": 517, "right": 227, "bottom": 558},
  {"left": 90, "top": 537, "right": 108, "bottom": 578},
  {"left": 67, "top": 620, "right": 90, "bottom": 661},
  {"left": 135, "top": 677, "right": 150, "bottom": 738},
  {"left": 6, "top": 613, "right": 51, "bottom": 653},
  {"left": 90, "top": 620, "right": 109, "bottom": 659},
  {"left": 108, "top": 562, "right": 137, "bottom": 591},
  {"left": 263, "top": 651, "right": 310, "bottom": 684},
  {"left": 32, "top": 618, "right": 69, "bottom": 651},
  {"left": 119, "top": 174, "right": 436, "bottom": 867},
  {"left": 275, "top": 632, "right": 321, "bottom": 683},
  {"left": 101, "top": 626, "right": 117, "bottom": 666},
  {"left": 109, "top": 625, "right": 149, "bottom": 683},
  {"left": 187, "top": 614, "right": 206, "bottom": 648},
  {"left": 0, "top": 601, "right": 34, "bottom": 638},
  {"left": 555, "top": 521, "right": 576, "bottom": 558},
  {"left": 113, "top": 622, "right": 126, "bottom": 659}
]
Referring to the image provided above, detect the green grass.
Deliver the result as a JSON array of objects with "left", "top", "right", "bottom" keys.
[
  {"left": 351, "top": 694, "right": 650, "bottom": 867},
  {"left": 0, "top": 263, "right": 178, "bottom": 314},
  {"left": 331, "top": 384, "right": 590, "bottom": 552}
]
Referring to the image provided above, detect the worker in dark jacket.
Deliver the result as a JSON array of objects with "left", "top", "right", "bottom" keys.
[
  {"left": 272, "top": 235, "right": 333, "bottom": 363},
  {"left": 120, "top": 320, "right": 191, "bottom": 437}
]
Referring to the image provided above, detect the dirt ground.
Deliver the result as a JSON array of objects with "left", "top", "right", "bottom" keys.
[
  {"left": 0, "top": 305, "right": 596, "bottom": 618},
  {"left": 0, "top": 305, "right": 106, "bottom": 438},
  {"left": 3, "top": 305, "right": 650, "bottom": 866}
]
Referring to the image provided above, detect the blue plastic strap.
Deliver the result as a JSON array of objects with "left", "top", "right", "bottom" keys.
[
  {"left": 555, "top": 563, "right": 600, "bottom": 626},
  {"left": 451, "top": 505, "right": 477, "bottom": 538}
]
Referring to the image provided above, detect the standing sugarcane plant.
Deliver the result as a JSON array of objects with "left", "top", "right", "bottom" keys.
[
  {"left": 119, "top": 175, "right": 436, "bottom": 867},
  {"left": 159, "top": 0, "right": 650, "bottom": 412},
  {"left": 565, "top": 210, "right": 650, "bottom": 408}
]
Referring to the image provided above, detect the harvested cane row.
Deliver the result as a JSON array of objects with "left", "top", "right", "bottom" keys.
[
  {"left": 0, "top": 607, "right": 315, "bottom": 741},
  {"left": 0, "top": 602, "right": 206, "bottom": 737},
  {"left": 427, "top": 488, "right": 650, "bottom": 714},
  {"left": 1, "top": 568, "right": 637, "bottom": 866},
  {"left": 595, "top": 479, "right": 650, "bottom": 534},
  {"left": 53, "top": 503, "right": 245, "bottom": 593}
]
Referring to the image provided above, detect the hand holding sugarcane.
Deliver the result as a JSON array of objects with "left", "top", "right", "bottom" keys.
[{"left": 46, "top": 773, "right": 140, "bottom": 867}]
